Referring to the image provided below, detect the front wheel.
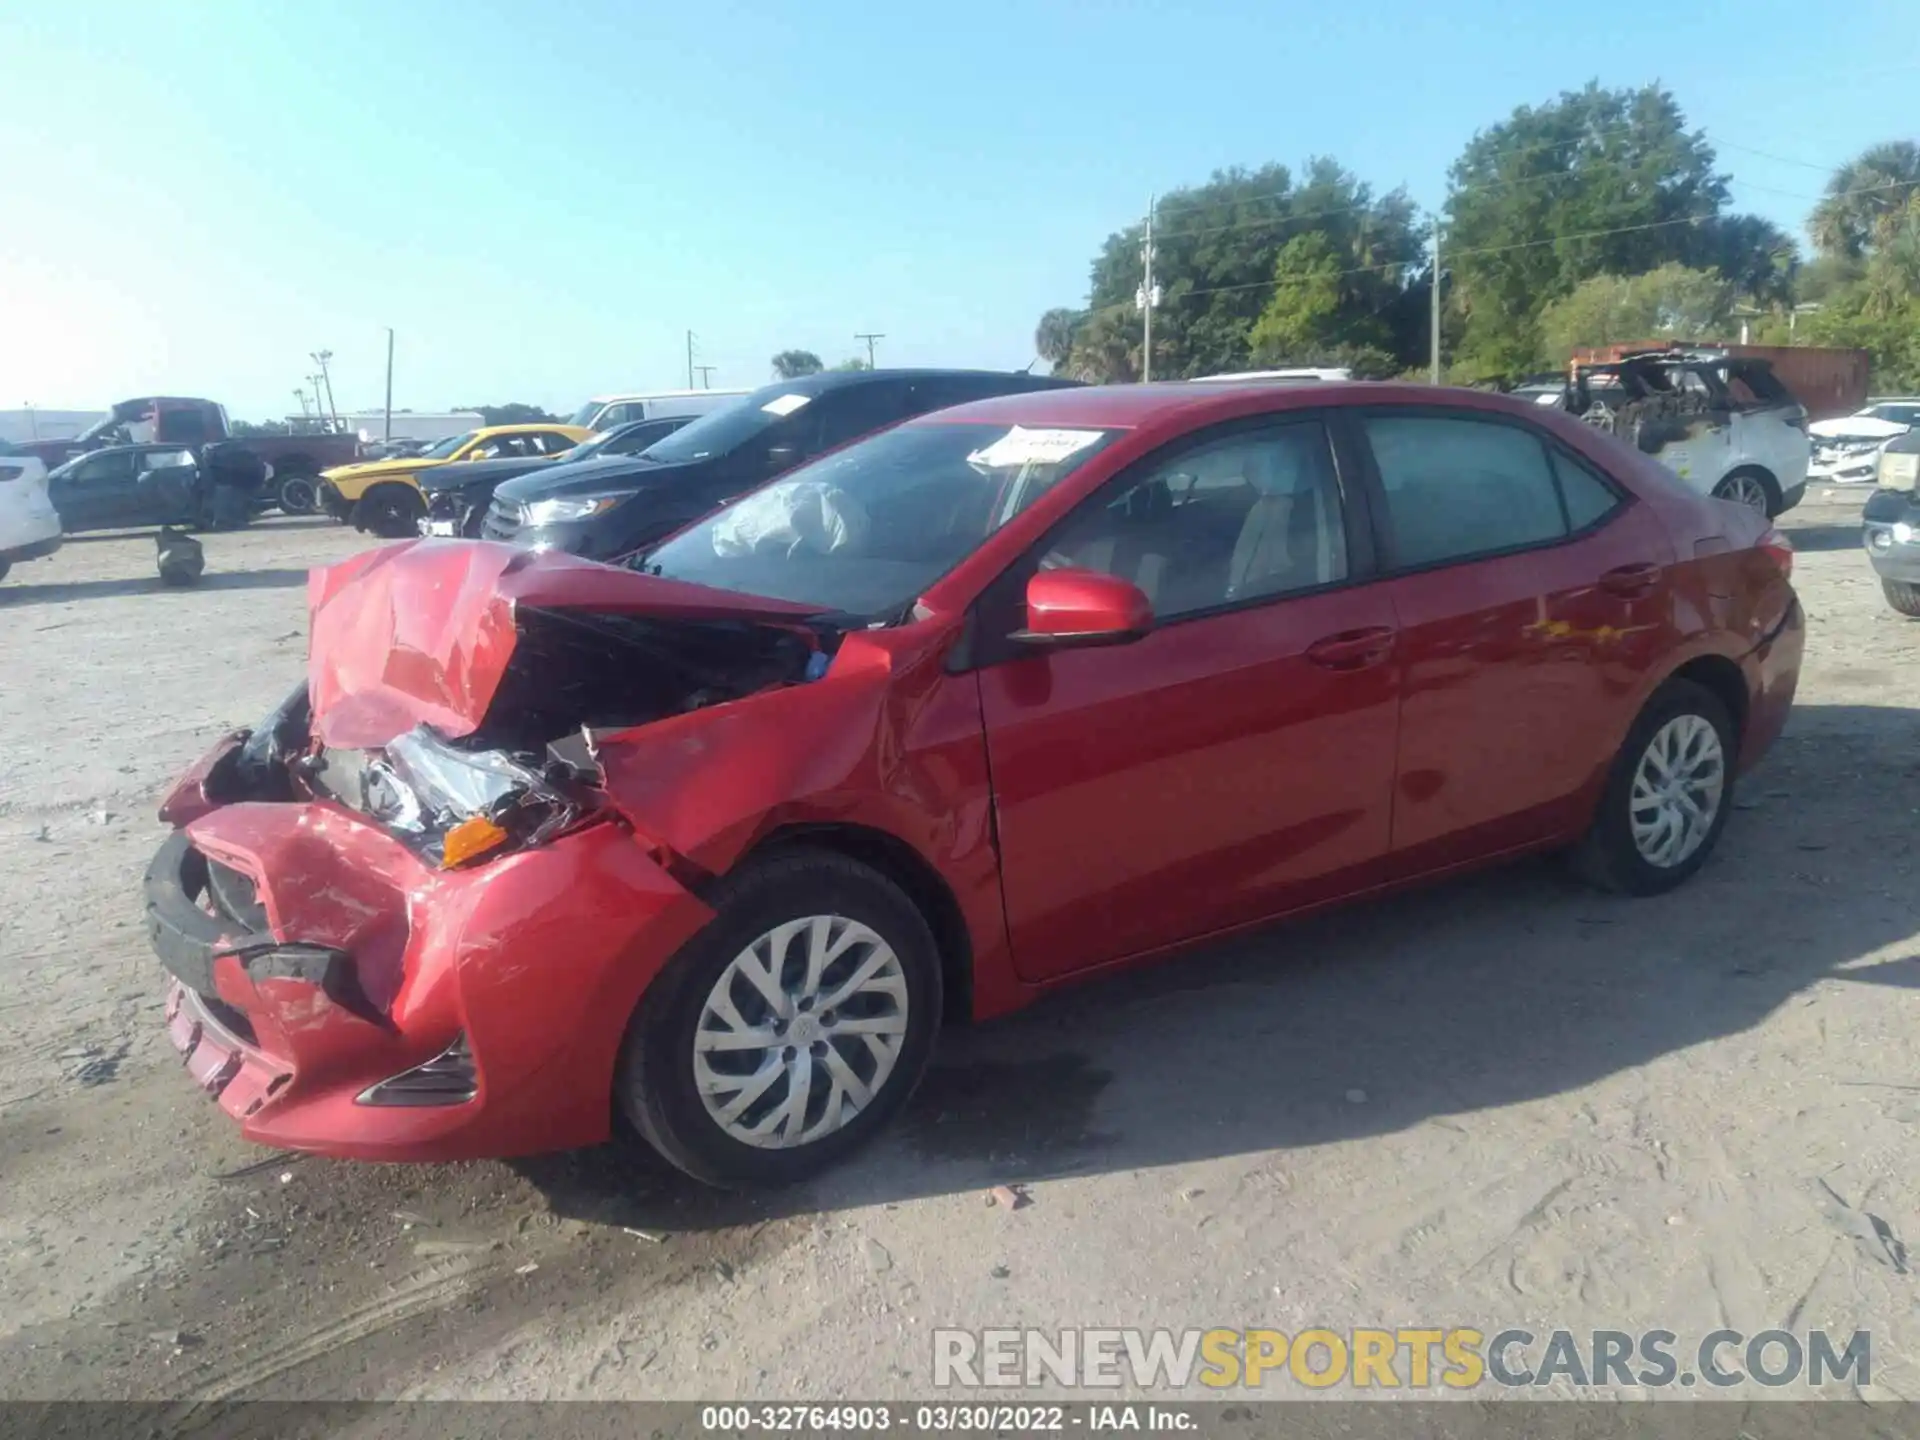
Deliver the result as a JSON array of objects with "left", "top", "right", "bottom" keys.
[
  {"left": 1571, "top": 679, "right": 1737, "bottom": 896},
  {"left": 1884, "top": 578, "right": 1920, "bottom": 617},
  {"left": 351, "top": 484, "right": 425, "bottom": 538},
  {"left": 616, "top": 848, "right": 943, "bottom": 1188},
  {"left": 1712, "top": 468, "right": 1778, "bottom": 516}
]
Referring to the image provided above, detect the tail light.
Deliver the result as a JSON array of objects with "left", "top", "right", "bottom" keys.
[{"left": 1758, "top": 526, "right": 1794, "bottom": 580}]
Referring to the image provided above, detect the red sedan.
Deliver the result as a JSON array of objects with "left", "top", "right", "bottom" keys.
[{"left": 145, "top": 382, "right": 1802, "bottom": 1186}]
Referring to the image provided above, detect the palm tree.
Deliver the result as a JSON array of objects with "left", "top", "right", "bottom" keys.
[
  {"left": 1033, "top": 308, "right": 1081, "bottom": 372},
  {"left": 1064, "top": 309, "right": 1137, "bottom": 383},
  {"left": 1810, "top": 141, "right": 1920, "bottom": 260}
]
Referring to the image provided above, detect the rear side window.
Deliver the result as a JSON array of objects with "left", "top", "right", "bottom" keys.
[{"left": 1364, "top": 414, "right": 1615, "bottom": 569}]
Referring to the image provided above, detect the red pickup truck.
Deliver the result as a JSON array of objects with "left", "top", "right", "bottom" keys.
[{"left": 15, "top": 397, "right": 362, "bottom": 514}]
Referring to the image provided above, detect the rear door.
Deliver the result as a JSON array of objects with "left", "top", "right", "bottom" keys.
[
  {"left": 975, "top": 414, "right": 1401, "bottom": 981},
  {"left": 1346, "top": 407, "right": 1675, "bottom": 870}
]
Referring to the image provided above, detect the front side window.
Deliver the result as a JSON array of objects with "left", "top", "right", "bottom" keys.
[
  {"left": 1364, "top": 414, "right": 1596, "bottom": 569},
  {"left": 1041, "top": 422, "right": 1347, "bottom": 620},
  {"left": 534, "top": 433, "right": 578, "bottom": 455},
  {"left": 641, "top": 420, "right": 1119, "bottom": 618}
]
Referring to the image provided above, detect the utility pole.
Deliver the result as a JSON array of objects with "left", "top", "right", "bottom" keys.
[
  {"left": 855, "top": 332, "right": 884, "bottom": 370},
  {"left": 1136, "top": 195, "right": 1159, "bottom": 383},
  {"left": 686, "top": 330, "right": 696, "bottom": 388},
  {"left": 311, "top": 350, "right": 339, "bottom": 429},
  {"left": 23, "top": 403, "right": 37, "bottom": 439},
  {"left": 1429, "top": 219, "right": 1442, "bottom": 386},
  {"left": 383, "top": 328, "right": 395, "bottom": 441},
  {"left": 694, "top": 365, "right": 716, "bottom": 389}
]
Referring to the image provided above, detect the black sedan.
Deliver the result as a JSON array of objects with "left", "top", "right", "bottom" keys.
[
  {"left": 416, "top": 415, "right": 694, "bottom": 539},
  {"left": 485, "top": 369, "right": 1080, "bottom": 561},
  {"left": 46, "top": 443, "right": 206, "bottom": 532}
]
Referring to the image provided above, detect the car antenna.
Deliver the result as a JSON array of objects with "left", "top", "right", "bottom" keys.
[{"left": 1016, "top": 359, "right": 1037, "bottom": 374}]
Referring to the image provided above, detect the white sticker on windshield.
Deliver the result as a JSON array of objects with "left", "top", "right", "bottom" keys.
[
  {"left": 966, "top": 426, "right": 1103, "bottom": 469},
  {"left": 761, "top": 393, "right": 812, "bottom": 417}
]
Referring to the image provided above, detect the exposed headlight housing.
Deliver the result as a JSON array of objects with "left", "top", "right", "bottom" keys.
[
  {"left": 523, "top": 491, "right": 632, "bottom": 525},
  {"left": 362, "top": 726, "right": 592, "bottom": 868}
]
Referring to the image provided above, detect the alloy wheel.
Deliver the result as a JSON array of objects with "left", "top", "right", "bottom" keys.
[
  {"left": 1716, "top": 473, "right": 1771, "bottom": 513},
  {"left": 1628, "top": 714, "right": 1726, "bottom": 868},
  {"left": 692, "top": 915, "right": 909, "bottom": 1149}
]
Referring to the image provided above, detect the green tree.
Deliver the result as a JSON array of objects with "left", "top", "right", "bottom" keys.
[
  {"left": 1696, "top": 214, "right": 1798, "bottom": 309},
  {"left": 1034, "top": 308, "right": 1081, "bottom": 372},
  {"left": 464, "top": 403, "right": 558, "bottom": 426},
  {"left": 1537, "top": 263, "right": 1735, "bottom": 359},
  {"left": 1810, "top": 140, "right": 1920, "bottom": 260},
  {"left": 1077, "top": 160, "right": 1426, "bottom": 379},
  {"left": 1444, "top": 83, "right": 1733, "bottom": 378},
  {"left": 230, "top": 418, "right": 294, "bottom": 437},
  {"left": 771, "top": 349, "right": 824, "bottom": 378},
  {"left": 1065, "top": 307, "right": 1139, "bottom": 383},
  {"left": 1247, "top": 231, "right": 1398, "bottom": 366},
  {"left": 831, "top": 356, "right": 871, "bottom": 371}
]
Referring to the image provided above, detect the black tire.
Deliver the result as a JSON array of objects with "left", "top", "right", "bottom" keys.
[
  {"left": 277, "top": 473, "right": 320, "bottom": 516},
  {"left": 1712, "top": 467, "right": 1780, "bottom": 517},
  {"left": 1571, "top": 678, "right": 1738, "bottom": 896},
  {"left": 616, "top": 847, "right": 943, "bottom": 1188},
  {"left": 1884, "top": 579, "right": 1920, "bottom": 618},
  {"left": 351, "top": 484, "right": 425, "bottom": 538}
]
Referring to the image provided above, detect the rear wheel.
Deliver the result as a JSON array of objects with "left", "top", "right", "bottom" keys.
[
  {"left": 1885, "top": 579, "right": 1920, "bottom": 618},
  {"left": 1712, "top": 467, "right": 1778, "bottom": 516},
  {"left": 616, "top": 848, "right": 943, "bottom": 1188},
  {"left": 352, "top": 483, "right": 425, "bottom": 538},
  {"left": 277, "top": 473, "right": 319, "bottom": 515},
  {"left": 1571, "top": 679, "right": 1737, "bottom": 896}
]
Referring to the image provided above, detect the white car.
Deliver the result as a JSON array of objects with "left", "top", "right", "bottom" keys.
[
  {"left": 0, "top": 442, "right": 62, "bottom": 583},
  {"left": 1562, "top": 351, "right": 1811, "bottom": 516},
  {"left": 1807, "top": 397, "right": 1920, "bottom": 485}
]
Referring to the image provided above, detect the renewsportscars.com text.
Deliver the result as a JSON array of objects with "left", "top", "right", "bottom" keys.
[{"left": 933, "top": 1327, "right": 1870, "bottom": 1391}]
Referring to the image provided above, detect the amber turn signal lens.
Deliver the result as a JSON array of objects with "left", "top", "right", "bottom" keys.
[{"left": 441, "top": 815, "right": 510, "bottom": 868}]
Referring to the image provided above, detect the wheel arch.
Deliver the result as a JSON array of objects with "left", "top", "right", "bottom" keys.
[
  {"left": 1715, "top": 463, "right": 1782, "bottom": 515},
  {"left": 739, "top": 821, "right": 975, "bottom": 1027},
  {"left": 1663, "top": 652, "right": 1750, "bottom": 744}
]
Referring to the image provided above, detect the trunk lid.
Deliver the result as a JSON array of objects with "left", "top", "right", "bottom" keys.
[{"left": 307, "top": 540, "right": 823, "bottom": 749}]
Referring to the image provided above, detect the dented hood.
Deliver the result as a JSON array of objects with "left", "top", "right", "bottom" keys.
[{"left": 306, "top": 540, "right": 821, "bottom": 749}]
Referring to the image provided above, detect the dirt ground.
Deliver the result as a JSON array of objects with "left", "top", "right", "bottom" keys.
[{"left": 1, "top": 492, "right": 1917, "bottom": 1405}]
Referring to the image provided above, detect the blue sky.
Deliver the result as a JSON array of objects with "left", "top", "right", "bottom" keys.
[{"left": 2, "top": 1, "right": 1913, "bottom": 422}]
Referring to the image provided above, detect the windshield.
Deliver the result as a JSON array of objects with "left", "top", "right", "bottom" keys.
[
  {"left": 419, "top": 431, "right": 477, "bottom": 460},
  {"left": 568, "top": 400, "right": 604, "bottom": 428},
  {"left": 641, "top": 392, "right": 782, "bottom": 464},
  {"left": 639, "top": 420, "right": 1118, "bottom": 617}
]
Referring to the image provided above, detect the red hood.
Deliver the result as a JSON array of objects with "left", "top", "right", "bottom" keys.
[{"left": 307, "top": 540, "right": 820, "bottom": 749}]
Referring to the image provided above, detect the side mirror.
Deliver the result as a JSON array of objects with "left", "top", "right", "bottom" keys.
[{"left": 1011, "top": 568, "right": 1153, "bottom": 650}]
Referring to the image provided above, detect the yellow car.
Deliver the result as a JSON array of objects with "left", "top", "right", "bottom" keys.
[{"left": 319, "top": 424, "right": 594, "bottom": 536}]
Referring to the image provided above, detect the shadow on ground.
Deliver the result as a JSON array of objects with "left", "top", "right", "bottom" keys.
[
  {"left": 0, "top": 567, "right": 311, "bottom": 607},
  {"left": 1779, "top": 522, "right": 1863, "bottom": 555},
  {"left": 511, "top": 701, "right": 1920, "bottom": 1234}
]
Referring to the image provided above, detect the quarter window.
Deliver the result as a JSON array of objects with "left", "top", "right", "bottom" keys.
[{"left": 1364, "top": 415, "right": 1606, "bottom": 568}]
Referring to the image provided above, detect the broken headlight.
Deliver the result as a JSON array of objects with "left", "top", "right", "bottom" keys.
[{"left": 365, "top": 725, "right": 590, "bottom": 868}]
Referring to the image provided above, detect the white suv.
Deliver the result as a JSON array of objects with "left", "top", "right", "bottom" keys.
[
  {"left": 0, "top": 442, "right": 62, "bottom": 583},
  {"left": 1562, "top": 351, "right": 1811, "bottom": 517}
]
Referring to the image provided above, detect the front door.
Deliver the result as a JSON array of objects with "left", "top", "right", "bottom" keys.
[
  {"left": 49, "top": 449, "right": 141, "bottom": 532},
  {"left": 974, "top": 417, "right": 1401, "bottom": 983},
  {"left": 1349, "top": 408, "right": 1674, "bottom": 869}
]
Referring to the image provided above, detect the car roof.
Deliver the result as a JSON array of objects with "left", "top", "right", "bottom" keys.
[
  {"left": 748, "top": 368, "right": 1077, "bottom": 400},
  {"left": 473, "top": 423, "right": 585, "bottom": 436},
  {"left": 590, "top": 389, "right": 749, "bottom": 403},
  {"left": 911, "top": 379, "right": 1534, "bottom": 430}
]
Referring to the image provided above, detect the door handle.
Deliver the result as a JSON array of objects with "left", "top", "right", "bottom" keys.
[
  {"left": 1305, "top": 625, "right": 1396, "bottom": 671},
  {"left": 1598, "top": 563, "right": 1661, "bottom": 598}
]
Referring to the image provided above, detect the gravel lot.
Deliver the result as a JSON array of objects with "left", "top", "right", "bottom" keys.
[{"left": 2, "top": 492, "right": 1917, "bottom": 1404}]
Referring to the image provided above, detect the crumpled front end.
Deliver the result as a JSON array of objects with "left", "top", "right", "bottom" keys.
[
  {"left": 140, "top": 542, "right": 843, "bottom": 1163},
  {"left": 146, "top": 731, "right": 717, "bottom": 1161}
]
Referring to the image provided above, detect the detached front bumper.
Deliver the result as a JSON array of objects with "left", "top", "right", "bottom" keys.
[
  {"left": 145, "top": 743, "right": 717, "bottom": 1163},
  {"left": 417, "top": 487, "right": 486, "bottom": 538}
]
